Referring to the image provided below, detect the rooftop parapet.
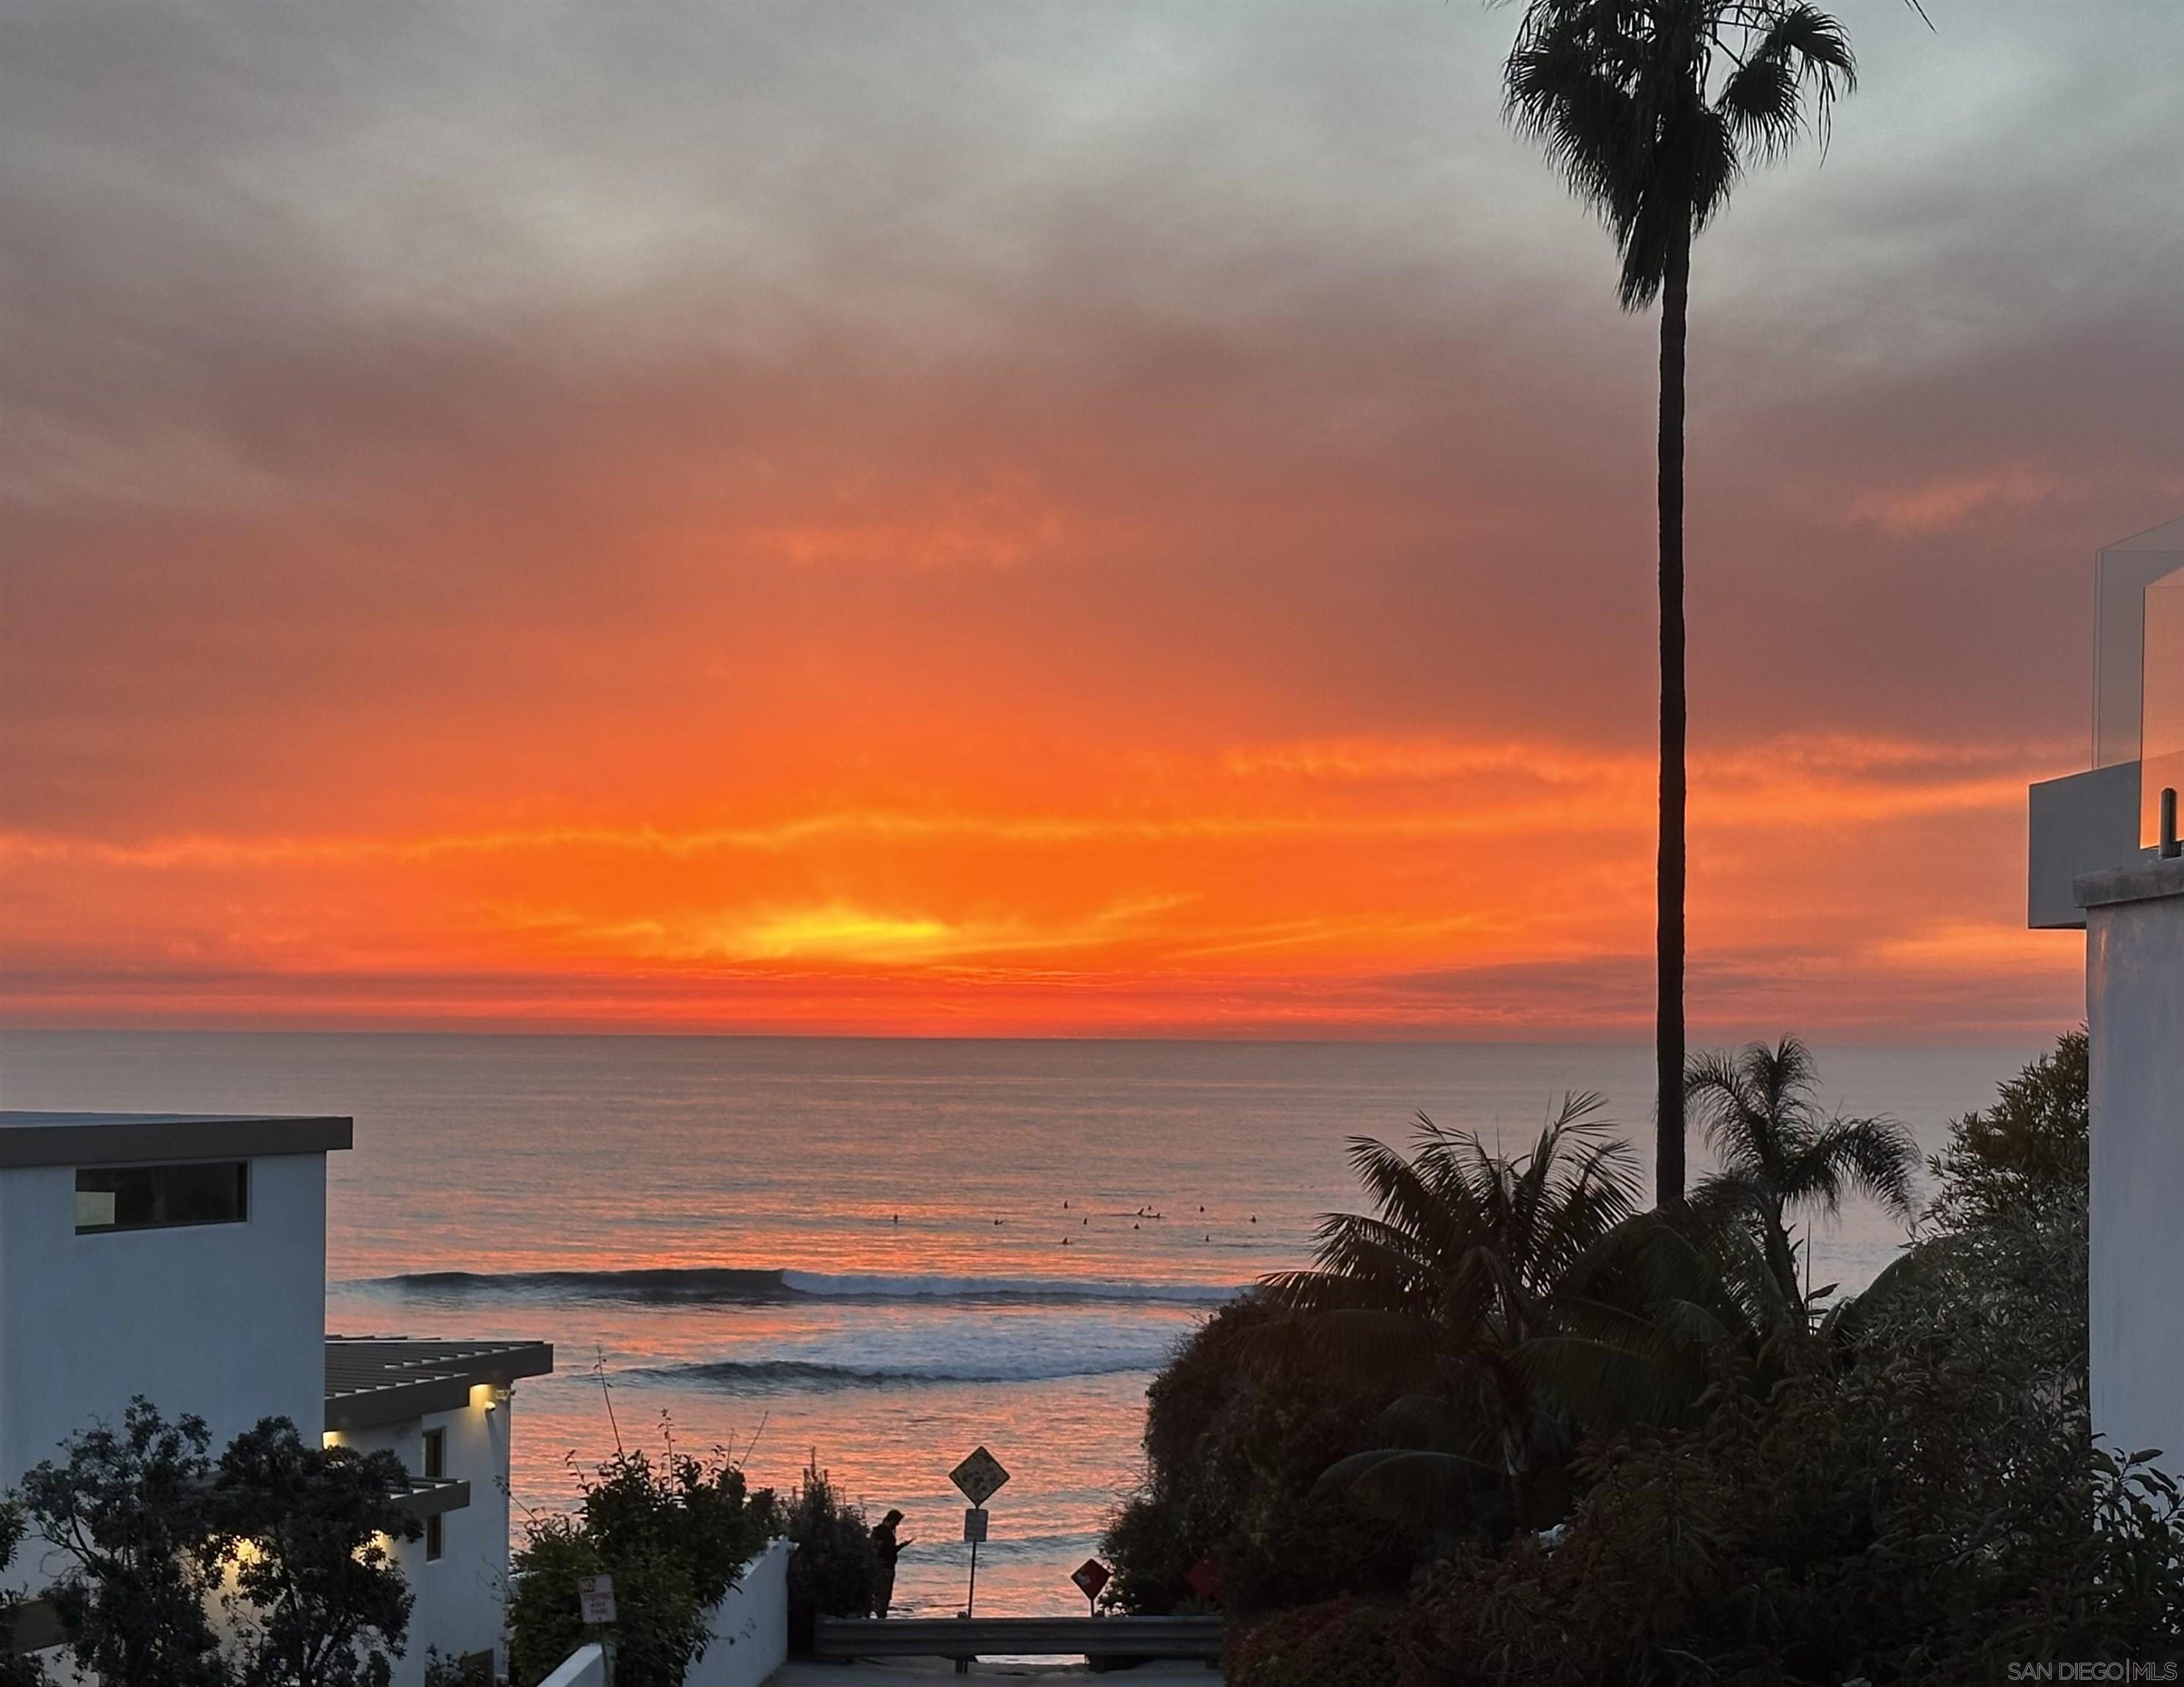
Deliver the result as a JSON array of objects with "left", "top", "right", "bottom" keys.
[{"left": 2030, "top": 519, "right": 2183, "bottom": 928}]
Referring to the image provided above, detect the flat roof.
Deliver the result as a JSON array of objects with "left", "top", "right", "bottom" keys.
[
  {"left": 325, "top": 1336, "right": 555, "bottom": 1432},
  {"left": 0, "top": 1111, "right": 353, "bottom": 1169}
]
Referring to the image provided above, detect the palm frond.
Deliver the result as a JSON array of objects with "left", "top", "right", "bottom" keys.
[
  {"left": 1315, "top": 1448, "right": 1504, "bottom": 1527},
  {"left": 1716, "top": 4, "right": 1856, "bottom": 160},
  {"left": 1502, "top": 0, "right": 1859, "bottom": 310},
  {"left": 1801, "top": 1112, "right": 1920, "bottom": 1221}
]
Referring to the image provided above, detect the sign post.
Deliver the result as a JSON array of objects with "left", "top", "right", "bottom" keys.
[
  {"left": 948, "top": 1446, "right": 1010, "bottom": 1623},
  {"left": 576, "top": 1574, "right": 617, "bottom": 1685},
  {"left": 962, "top": 1506, "right": 989, "bottom": 1617},
  {"left": 1071, "top": 1558, "right": 1110, "bottom": 1615}
]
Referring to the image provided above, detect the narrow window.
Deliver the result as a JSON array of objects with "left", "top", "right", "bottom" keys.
[
  {"left": 75, "top": 1163, "right": 248, "bottom": 1234},
  {"left": 422, "top": 1428, "right": 447, "bottom": 1561}
]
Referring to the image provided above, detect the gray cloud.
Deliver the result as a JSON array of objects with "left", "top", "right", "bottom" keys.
[{"left": 3, "top": 0, "right": 2178, "bottom": 838}]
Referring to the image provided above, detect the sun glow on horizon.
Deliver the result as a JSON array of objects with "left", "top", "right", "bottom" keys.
[{"left": 0, "top": 727, "right": 2084, "bottom": 1040}]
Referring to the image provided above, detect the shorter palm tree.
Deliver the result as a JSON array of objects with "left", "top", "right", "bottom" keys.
[
  {"left": 1684, "top": 1037, "right": 1919, "bottom": 1310},
  {"left": 1263, "top": 1095, "right": 1641, "bottom": 1529}
]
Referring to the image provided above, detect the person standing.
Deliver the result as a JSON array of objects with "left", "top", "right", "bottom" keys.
[{"left": 870, "top": 1510, "right": 911, "bottom": 1617}]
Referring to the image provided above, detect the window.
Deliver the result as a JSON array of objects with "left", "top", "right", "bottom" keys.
[
  {"left": 75, "top": 1163, "right": 248, "bottom": 1234},
  {"left": 422, "top": 1428, "right": 447, "bottom": 1561}
]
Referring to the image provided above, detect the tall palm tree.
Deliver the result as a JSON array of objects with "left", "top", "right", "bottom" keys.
[
  {"left": 1502, "top": 1, "right": 1860, "bottom": 1204},
  {"left": 1684, "top": 1036, "right": 1919, "bottom": 1306},
  {"left": 1263, "top": 1095, "right": 1641, "bottom": 1527}
]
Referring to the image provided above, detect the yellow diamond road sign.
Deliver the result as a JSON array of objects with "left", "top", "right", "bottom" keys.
[{"left": 950, "top": 1445, "right": 1011, "bottom": 1506}]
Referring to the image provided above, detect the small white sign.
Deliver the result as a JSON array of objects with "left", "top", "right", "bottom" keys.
[
  {"left": 962, "top": 1506, "right": 989, "bottom": 1543},
  {"left": 577, "top": 1574, "right": 617, "bottom": 1626}
]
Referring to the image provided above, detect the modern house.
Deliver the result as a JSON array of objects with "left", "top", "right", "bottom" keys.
[
  {"left": 326, "top": 1337, "right": 554, "bottom": 1684},
  {"left": 2025, "top": 516, "right": 2184, "bottom": 1490},
  {"left": 0, "top": 1110, "right": 553, "bottom": 1686}
]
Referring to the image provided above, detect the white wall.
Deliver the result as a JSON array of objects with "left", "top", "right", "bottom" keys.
[
  {"left": 2029, "top": 762, "right": 2144, "bottom": 928},
  {"left": 331, "top": 1386, "right": 514, "bottom": 1687},
  {"left": 2085, "top": 861, "right": 2184, "bottom": 1478},
  {"left": 0, "top": 1151, "right": 326, "bottom": 1487},
  {"left": 536, "top": 1642, "right": 608, "bottom": 1687},
  {"left": 686, "top": 1536, "right": 792, "bottom": 1687}
]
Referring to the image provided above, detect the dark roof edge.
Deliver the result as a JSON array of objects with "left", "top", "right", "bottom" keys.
[
  {"left": 0, "top": 1115, "right": 353, "bottom": 1170},
  {"left": 2076, "top": 854, "right": 2184, "bottom": 909},
  {"left": 323, "top": 1341, "right": 555, "bottom": 1433}
]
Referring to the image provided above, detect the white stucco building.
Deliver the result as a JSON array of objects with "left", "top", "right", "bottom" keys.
[
  {"left": 2026, "top": 517, "right": 2184, "bottom": 1481},
  {"left": 0, "top": 1111, "right": 552, "bottom": 1686}
]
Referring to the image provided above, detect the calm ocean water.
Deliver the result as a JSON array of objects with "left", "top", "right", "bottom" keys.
[{"left": 0, "top": 1031, "right": 2035, "bottom": 1617}]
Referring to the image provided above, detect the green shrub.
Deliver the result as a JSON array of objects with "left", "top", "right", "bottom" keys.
[
  {"left": 505, "top": 1437, "right": 773, "bottom": 1687},
  {"left": 1103, "top": 1297, "right": 1433, "bottom": 1617},
  {"left": 14, "top": 1402, "right": 418, "bottom": 1687},
  {"left": 772, "top": 1458, "right": 873, "bottom": 1655},
  {"left": 1227, "top": 1597, "right": 1440, "bottom": 1687},
  {"left": 1401, "top": 1031, "right": 2184, "bottom": 1684}
]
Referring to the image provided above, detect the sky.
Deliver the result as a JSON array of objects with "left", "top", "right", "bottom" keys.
[{"left": 2, "top": 1, "right": 2179, "bottom": 1040}]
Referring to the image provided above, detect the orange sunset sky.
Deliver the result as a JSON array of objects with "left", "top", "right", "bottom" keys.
[{"left": 3, "top": 1, "right": 2179, "bottom": 1040}]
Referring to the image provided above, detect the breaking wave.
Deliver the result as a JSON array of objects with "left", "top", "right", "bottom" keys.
[
  {"left": 631, "top": 1355, "right": 1162, "bottom": 1391},
  {"left": 348, "top": 1266, "right": 1237, "bottom": 1308}
]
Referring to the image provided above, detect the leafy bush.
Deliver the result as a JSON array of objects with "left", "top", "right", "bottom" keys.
[
  {"left": 772, "top": 1458, "right": 873, "bottom": 1655},
  {"left": 12, "top": 1401, "right": 417, "bottom": 1687},
  {"left": 1399, "top": 1030, "right": 2184, "bottom": 1684},
  {"left": 1, "top": 1500, "right": 51, "bottom": 1687},
  {"left": 1120, "top": 1032, "right": 2184, "bottom": 1680},
  {"left": 215, "top": 1419, "right": 419, "bottom": 1687},
  {"left": 505, "top": 1437, "right": 772, "bottom": 1687},
  {"left": 1102, "top": 1297, "right": 1432, "bottom": 1617},
  {"left": 1227, "top": 1597, "right": 1441, "bottom": 1687}
]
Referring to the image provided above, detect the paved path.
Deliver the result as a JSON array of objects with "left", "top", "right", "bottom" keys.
[{"left": 769, "top": 1661, "right": 1221, "bottom": 1686}]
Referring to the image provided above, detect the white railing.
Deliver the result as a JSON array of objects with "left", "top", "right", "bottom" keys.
[{"left": 535, "top": 1642, "right": 607, "bottom": 1687}]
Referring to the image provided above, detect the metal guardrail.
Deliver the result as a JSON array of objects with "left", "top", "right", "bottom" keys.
[{"left": 814, "top": 1612, "right": 1224, "bottom": 1662}]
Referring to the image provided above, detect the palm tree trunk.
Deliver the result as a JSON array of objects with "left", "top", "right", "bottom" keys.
[{"left": 1654, "top": 221, "right": 1691, "bottom": 1207}]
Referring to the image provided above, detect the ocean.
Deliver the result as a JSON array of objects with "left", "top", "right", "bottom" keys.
[{"left": 0, "top": 1030, "right": 2035, "bottom": 1617}]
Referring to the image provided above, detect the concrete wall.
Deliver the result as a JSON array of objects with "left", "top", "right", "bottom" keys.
[
  {"left": 537, "top": 1642, "right": 609, "bottom": 1687},
  {"left": 0, "top": 1150, "right": 326, "bottom": 1487},
  {"left": 2082, "top": 857, "right": 2184, "bottom": 1476},
  {"left": 2029, "top": 762, "right": 2145, "bottom": 929},
  {"left": 687, "top": 1536, "right": 793, "bottom": 1687},
  {"left": 332, "top": 1387, "right": 515, "bottom": 1687}
]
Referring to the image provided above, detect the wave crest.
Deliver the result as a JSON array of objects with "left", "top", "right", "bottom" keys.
[
  {"left": 346, "top": 1266, "right": 1236, "bottom": 1308},
  {"left": 637, "top": 1355, "right": 1160, "bottom": 1390}
]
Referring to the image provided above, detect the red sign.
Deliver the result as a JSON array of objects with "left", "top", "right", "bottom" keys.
[
  {"left": 1071, "top": 1559, "right": 1110, "bottom": 1604},
  {"left": 1184, "top": 1556, "right": 1222, "bottom": 1603}
]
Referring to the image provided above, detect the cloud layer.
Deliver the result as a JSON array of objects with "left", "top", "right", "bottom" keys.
[{"left": 4, "top": 0, "right": 2177, "bottom": 1038}]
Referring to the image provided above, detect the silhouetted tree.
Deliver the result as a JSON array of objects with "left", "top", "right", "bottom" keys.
[
  {"left": 214, "top": 1419, "right": 418, "bottom": 1687},
  {"left": 18, "top": 1399, "right": 225, "bottom": 1687},
  {"left": 1684, "top": 1036, "right": 1919, "bottom": 1306},
  {"left": 1502, "top": 0, "right": 1861, "bottom": 1203},
  {"left": 1264, "top": 1096, "right": 1643, "bottom": 1527}
]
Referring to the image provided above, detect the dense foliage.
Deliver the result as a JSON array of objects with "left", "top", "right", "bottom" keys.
[
  {"left": 773, "top": 1458, "right": 875, "bottom": 1655},
  {"left": 1, "top": 1500, "right": 52, "bottom": 1687},
  {"left": 1103, "top": 1297, "right": 1431, "bottom": 1616},
  {"left": 1110, "top": 1034, "right": 2184, "bottom": 1685},
  {"left": 10, "top": 1401, "right": 416, "bottom": 1687},
  {"left": 505, "top": 1437, "right": 772, "bottom": 1687}
]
